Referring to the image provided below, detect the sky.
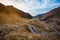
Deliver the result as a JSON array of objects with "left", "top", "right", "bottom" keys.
[{"left": 0, "top": 0, "right": 60, "bottom": 16}]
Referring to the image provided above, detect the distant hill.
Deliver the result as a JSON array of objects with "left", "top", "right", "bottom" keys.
[
  {"left": 35, "top": 14, "right": 45, "bottom": 18},
  {"left": 40, "top": 7, "right": 60, "bottom": 21}
]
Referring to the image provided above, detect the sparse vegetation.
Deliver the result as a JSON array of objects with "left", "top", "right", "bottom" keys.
[{"left": 0, "top": 3, "right": 60, "bottom": 40}]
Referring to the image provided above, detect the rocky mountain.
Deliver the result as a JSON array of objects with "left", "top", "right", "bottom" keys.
[
  {"left": 0, "top": 3, "right": 60, "bottom": 40},
  {"left": 0, "top": 3, "right": 32, "bottom": 24},
  {"left": 40, "top": 7, "right": 60, "bottom": 21},
  {"left": 6, "top": 5, "right": 32, "bottom": 19},
  {"left": 0, "top": 3, "right": 32, "bottom": 19},
  {"left": 39, "top": 7, "right": 60, "bottom": 28}
]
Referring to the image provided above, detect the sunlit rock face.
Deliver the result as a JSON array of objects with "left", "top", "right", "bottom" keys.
[{"left": 0, "top": 3, "right": 60, "bottom": 40}]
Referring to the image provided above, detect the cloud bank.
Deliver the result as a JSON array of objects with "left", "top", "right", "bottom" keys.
[{"left": 0, "top": 0, "right": 60, "bottom": 16}]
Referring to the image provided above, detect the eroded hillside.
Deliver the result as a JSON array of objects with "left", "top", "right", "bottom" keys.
[{"left": 0, "top": 3, "right": 60, "bottom": 40}]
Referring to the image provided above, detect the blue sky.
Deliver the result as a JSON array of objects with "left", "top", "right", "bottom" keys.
[{"left": 0, "top": 0, "right": 60, "bottom": 16}]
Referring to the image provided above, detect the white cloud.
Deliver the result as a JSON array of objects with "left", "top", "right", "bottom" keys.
[{"left": 0, "top": 0, "right": 60, "bottom": 16}]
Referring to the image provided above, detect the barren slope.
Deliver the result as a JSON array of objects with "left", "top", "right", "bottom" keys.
[{"left": 0, "top": 3, "right": 60, "bottom": 40}]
